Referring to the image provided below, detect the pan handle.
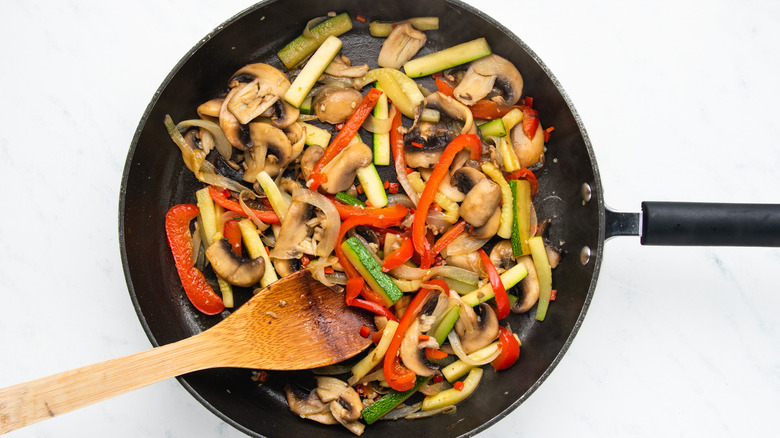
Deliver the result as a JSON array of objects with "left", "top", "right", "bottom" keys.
[{"left": 606, "top": 202, "right": 780, "bottom": 246}]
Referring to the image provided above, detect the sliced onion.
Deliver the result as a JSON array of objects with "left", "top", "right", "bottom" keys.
[
  {"left": 381, "top": 403, "right": 422, "bottom": 420},
  {"left": 307, "top": 255, "right": 339, "bottom": 287},
  {"left": 362, "top": 113, "right": 393, "bottom": 134},
  {"left": 291, "top": 188, "right": 341, "bottom": 257},
  {"left": 447, "top": 331, "right": 502, "bottom": 366},
  {"left": 386, "top": 193, "right": 415, "bottom": 209},
  {"left": 426, "top": 265, "right": 479, "bottom": 285},
  {"left": 405, "top": 405, "right": 457, "bottom": 419},
  {"left": 388, "top": 263, "right": 428, "bottom": 280},
  {"left": 303, "top": 16, "right": 327, "bottom": 39},
  {"left": 176, "top": 119, "right": 233, "bottom": 160},
  {"left": 443, "top": 233, "right": 490, "bottom": 257},
  {"left": 238, "top": 189, "right": 270, "bottom": 232}
]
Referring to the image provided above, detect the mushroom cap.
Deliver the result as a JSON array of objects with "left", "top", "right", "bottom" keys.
[
  {"left": 377, "top": 22, "right": 427, "bottom": 69},
  {"left": 319, "top": 141, "right": 373, "bottom": 194},
  {"left": 422, "top": 91, "right": 476, "bottom": 135},
  {"left": 313, "top": 86, "right": 364, "bottom": 124},
  {"left": 512, "top": 255, "right": 540, "bottom": 313},
  {"left": 455, "top": 302, "right": 500, "bottom": 354},
  {"left": 510, "top": 122, "right": 545, "bottom": 168},
  {"left": 399, "top": 318, "right": 439, "bottom": 377},
  {"left": 284, "top": 385, "right": 337, "bottom": 425},
  {"left": 403, "top": 121, "right": 455, "bottom": 168},
  {"left": 453, "top": 54, "right": 524, "bottom": 107},
  {"left": 460, "top": 178, "right": 501, "bottom": 227},
  {"left": 472, "top": 207, "right": 501, "bottom": 239},
  {"left": 227, "top": 63, "right": 291, "bottom": 125},
  {"left": 243, "top": 122, "right": 293, "bottom": 182},
  {"left": 451, "top": 166, "right": 487, "bottom": 195},
  {"left": 271, "top": 100, "right": 300, "bottom": 129},
  {"left": 219, "top": 87, "right": 252, "bottom": 150},
  {"left": 489, "top": 240, "right": 516, "bottom": 272},
  {"left": 204, "top": 238, "right": 266, "bottom": 287}
]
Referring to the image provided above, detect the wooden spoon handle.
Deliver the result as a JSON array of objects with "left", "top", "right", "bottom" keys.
[{"left": 0, "top": 333, "right": 222, "bottom": 434}]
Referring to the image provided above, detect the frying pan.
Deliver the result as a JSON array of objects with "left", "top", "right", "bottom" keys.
[{"left": 116, "top": 0, "right": 780, "bottom": 437}]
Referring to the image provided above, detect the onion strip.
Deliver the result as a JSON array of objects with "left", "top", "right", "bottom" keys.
[{"left": 447, "top": 331, "right": 502, "bottom": 366}]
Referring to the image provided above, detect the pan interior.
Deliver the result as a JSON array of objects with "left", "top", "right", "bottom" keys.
[{"left": 119, "top": 0, "right": 605, "bottom": 436}]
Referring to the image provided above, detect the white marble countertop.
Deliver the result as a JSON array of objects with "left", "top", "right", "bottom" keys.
[{"left": 1, "top": 0, "right": 779, "bottom": 436}]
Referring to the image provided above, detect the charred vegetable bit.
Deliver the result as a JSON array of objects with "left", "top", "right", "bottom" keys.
[{"left": 161, "top": 12, "right": 561, "bottom": 435}]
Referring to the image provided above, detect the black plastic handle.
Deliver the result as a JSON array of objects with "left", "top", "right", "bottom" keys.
[{"left": 640, "top": 202, "right": 780, "bottom": 246}]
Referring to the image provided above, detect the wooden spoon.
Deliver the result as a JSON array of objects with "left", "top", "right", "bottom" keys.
[{"left": 0, "top": 269, "right": 372, "bottom": 434}]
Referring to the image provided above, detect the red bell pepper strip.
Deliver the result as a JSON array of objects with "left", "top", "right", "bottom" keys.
[
  {"left": 223, "top": 219, "right": 242, "bottom": 256},
  {"left": 521, "top": 105, "right": 540, "bottom": 140},
  {"left": 350, "top": 298, "right": 398, "bottom": 322},
  {"left": 412, "top": 134, "right": 482, "bottom": 259},
  {"left": 435, "top": 78, "right": 455, "bottom": 97},
  {"left": 165, "top": 204, "right": 225, "bottom": 315},
  {"left": 468, "top": 99, "right": 517, "bottom": 120},
  {"left": 308, "top": 88, "right": 383, "bottom": 191},
  {"left": 424, "top": 348, "right": 449, "bottom": 360},
  {"left": 491, "top": 326, "right": 520, "bottom": 371},
  {"left": 478, "top": 248, "right": 510, "bottom": 320},
  {"left": 331, "top": 199, "right": 409, "bottom": 221},
  {"left": 382, "top": 280, "right": 444, "bottom": 391},
  {"left": 207, "top": 185, "right": 281, "bottom": 225},
  {"left": 505, "top": 168, "right": 539, "bottom": 198},
  {"left": 382, "top": 235, "right": 414, "bottom": 272},
  {"left": 346, "top": 276, "right": 365, "bottom": 303}
]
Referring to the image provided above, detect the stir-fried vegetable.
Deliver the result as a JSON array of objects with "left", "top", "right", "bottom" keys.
[{"left": 161, "top": 12, "right": 560, "bottom": 435}]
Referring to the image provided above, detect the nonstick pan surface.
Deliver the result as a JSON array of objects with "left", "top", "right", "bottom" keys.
[{"left": 2, "top": 1, "right": 779, "bottom": 437}]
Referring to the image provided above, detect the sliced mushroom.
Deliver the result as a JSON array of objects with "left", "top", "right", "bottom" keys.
[
  {"left": 314, "top": 86, "right": 364, "bottom": 124},
  {"left": 451, "top": 166, "right": 487, "bottom": 195},
  {"left": 512, "top": 255, "right": 540, "bottom": 313},
  {"left": 273, "top": 257, "right": 302, "bottom": 277},
  {"left": 421, "top": 91, "right": 476, "bottom": 135},
  {"left": 489, "top": 240, "right": 516, "bottom": 273},
  {"left": 220, "top": 86, "right": 252, "bottom": 150},
  {"left": 418, "top": 167, "right": 465, "bottom": 202},
  {"left": 205, "top": 238, "right": 265, "bottom": 287},
  {"left": 452, "top": 54, "right": 524, "bottom": 107},
  {"left": 319, "top": 141, "right": 373, "bottom": 194},
  {"left": 271, "top": 99, "right": 300, "bottom": 129},
  {"left": 510, "top": 122, "right": 545, "bottom": 168},
  {"left": 284, "top": 384, "right": 337, "bottom": 425},
  {"left": 285, "top": 122, "right": 306, "bottom": 163},
  {"left": 243, "top": 122, "right": 293, "bottom": 181},
  {"left": 324, "top": 55, "right": 370, "bottom": 78},
  {"left": 454, "top": 302, "right": 499, "bottom": 354},
  {"left": 227, "top": 63, "right": 291, "bottom": 125},
  {"left": 316, "top": 377, "right": 366, "bottom": 435},
  {"left": 196, "top": 98, "right": 223, "bottom": 120},
  {"left": 403, "top": 121, "right": 455, "bottom": 168},
  {"left": 377, "top": 22, "right": 427, "bottom": 69},
  {"left": 472, "top": 207, "right": 501, "bottom": 239},
  {"left": 460, "top": 178, "right": 501, "bottom": 227},
  {"left": 399, "top": 319, "right": 439, "bottom": 377},
  {"left": 300, "top": 144, "right": 324, "bottom": 181},
  {"left": 270, "top": 201, "right": 316, "bottom": 259}
]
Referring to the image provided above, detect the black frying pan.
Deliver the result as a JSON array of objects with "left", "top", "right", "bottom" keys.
[{"left": 119, "top": 0, "right": 780, "bottom": 437}]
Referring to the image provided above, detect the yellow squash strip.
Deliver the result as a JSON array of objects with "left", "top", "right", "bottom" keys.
[
  {"left": 355, "top": 68, "right": 440, "bottom": 122},
  {"left": 408, "top": 171, "right": 459, "bottom": 223},
  {"left": 368, "top": 17, "right": 439, "bottom": 37},
  {"left": 441, "top": 333, "right": 521, "bottom": 382},
  {"left": 238, "top": 219, "right": 278, "bottom": 287},
  {"left": 348, "top": 320, "right": 399, "bottom": 385},
  {"left": 460, "top": 262, "right": 528, "bottom": 306},
  {"left": 501, "top": 108, "right": 524, "bottom": 131},
  {"left": 481, "top": 162, "right": 513, "bottom": 239},
  {"left": 498, "top": 136, "right": 521, "bottom": 172},
  {"left": 421, "top": 367, "right": 483, "bottom": 411},
  {"left": 256, "top": 171, "right": 290, "bottom": 222},
  {"left": 300, "top": 121, "right": 332, "bottom": 147},
  {"left": 529, "top": 236, "right": 553, "bottom": 321}
]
